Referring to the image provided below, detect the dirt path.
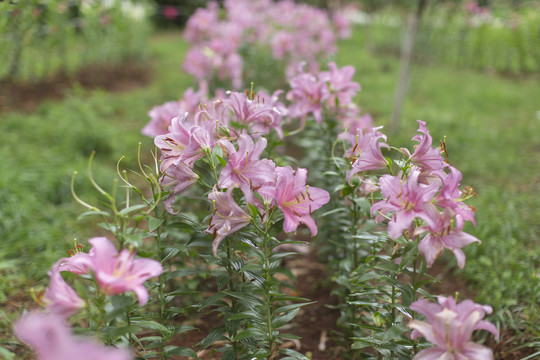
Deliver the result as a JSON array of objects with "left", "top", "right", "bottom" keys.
[{"left": 0, "top": 61, "right": 151, "bottom": 114}]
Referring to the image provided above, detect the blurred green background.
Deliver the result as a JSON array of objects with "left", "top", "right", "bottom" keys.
[{"left": 1, "top": 0, "right": 539, "bottom": 357}]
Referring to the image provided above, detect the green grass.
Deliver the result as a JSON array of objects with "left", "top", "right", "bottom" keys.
[
  {"left": 0, "top": 30, "right": 192, "bottom": 342},
  {"left": 1, "top": 25, "right": 540, "bottom": 354}
]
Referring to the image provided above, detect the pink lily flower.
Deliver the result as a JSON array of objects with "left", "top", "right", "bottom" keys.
[
  {"left": 274, "top": 166, "right": 330, "bottom": 235},
  {"left": 227, "top": 91, "right": 281, "bottom": 131},
  {"left": 183, "top": 47, "right": 214, "bottom": 81},
  {"left": 416, "top": 208, "right": 481, "bottom": 269},
  {"left": 183, "top": 2, "right": 219, "bottom": 43},
  {"left": 250, "top": 90, "right": 287, "bottom": 139},
  {"left": 405, "top": 120, "right": 447, "bottom": 171},
  {"left": 86, "top": 237, "right": 163, "bottom": 305},
  {"left": 287, "top": 71, "right": 330, "bottom": 124},
  {"left": 339, "top": 122, "right": 372, "bottom": 158},
  {"left": 160, "top": 162, "right": 200, "bottom": 214},
  {"left": 339, "top": 113, "right": 374, "bottom": 154},
  {"left": 43, "top": 261, "right": 85, "bottom": 317},
  {"left": 411, "top": 296, "right": 497, "bottom": 337},
  {"left": 57, "top": 250, "right": 93, "bottom": 275},
  {"left": 271, "top": 31, "right": 295, "bottom": 59},
  {"left": 206, "top": 187, "right": 252, "bottom": 257},
  {"left": 154, "top": 113, "right": 193, "bottom": 171},
  {"left": 218, "top": 134, "right": 276, "bottom": 203},
  {"left": 142, "top": 82, "right": 209, "bottom": 139},
  {"left": 156, "top": 109, "right": 223, "bottom": 171},
  {"left": 319, "top": 62, "right": 360, "bottom": 108},
  {"left": 332, "top": 11, "right": 352, "bottom": 39},
  {"left": 371, "top": 170, "right": 439, "bottom": 239},
  {"left": 182, "top": 81, "right": 209, "bottom": 112},
  {"left": 221, "top": 52, "right": 243, "bottom": 90},
  {"left": 409, "top": 296, "right": 498, "bottom": 360},
  {"left": 347, "top": 127, "right": 389, "bottom": 182},
  {"left": 142, "top": 100, "right": 183, "bottom": 138},
  {"left": 15, "top": 311, "right": 133, "bottom": 360},
  {"left": 434, "top": 165, "right": 476, "bottom": 228}
]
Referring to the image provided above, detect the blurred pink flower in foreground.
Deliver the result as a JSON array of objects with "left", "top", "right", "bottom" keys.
[
  {"left": 15, "top": 311, "right": 132, "bottom": 360},
  {"left": 43, "top": 262, "right": 85, "bottom": 317},
  {"left": 84, "top": 237, "right": 162, "bottom": 305},
  {"left": 409, "top": 296, "right": 498, "bottom": 360}
]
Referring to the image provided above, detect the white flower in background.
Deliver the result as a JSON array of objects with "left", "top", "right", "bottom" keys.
[
  {"left": 348, "top": 10, "right": 371, "bottom": 25},
  {"left": 121, "top": 1, "right": 148, "bottom": 21},
  {"left": 81, "top": 0, "right": 116, "bottom": 12}
]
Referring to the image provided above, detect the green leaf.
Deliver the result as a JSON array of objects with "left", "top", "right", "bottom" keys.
[
  {"left": 216, "top": 154, "right": 227, "bottom": 167},
  {"left": 165, "top": 268, "right": 202, "bottom": 281},
  {"left": 101, "top": 325, "right": 141, "bottom": 340},
  {"left": 225, "top": 291, "right": 264, "bottom": 308},
  {"left": 379, "top": 324, "right": 409, "bottom": 342},
  {"left": 273, "top": 302, "right": 314, "bottom": 315},
  {"left": 247, "top": 203, "right": 260, "bottom": 219},
  {"left": 228, "top": 311, "right": 257, "bottom": 321},
  {"left": 279, "top": 348, "right": 310, "bottom": 360},
  {"left": 137, "top": 336, "right": 163, "bottom": 342},
  {"left": 222, "top": 349, "right": 237, "bottom": 360},
  {"left": 0, "top": 347, "right": 15, "bottom": 360},
  {"left": 271, "top": 308, "right": 300, "bottom": 329},
  {"left": 320, "top": 207, "right": 347, "bottom": 217},
  {"left": 374, "top": 262, "right": 400, "bottom": 272},
  {"left": 164, "top": 345, "right": 199, "bottom": 359},
  {"left": 148, "top": 217, "right": 164, "bottom": 232},
  {"left": 234, "top": 328, "right": 264, "bottom": 341},
  {"left": 162, "top": 246, "right": 185, "bottom": 262},
  {"left": 270, "top": 252, "right": 298, "bottom": 262},
  {"left": 351, "top": 337, "right": 380, "bottom": 349},
  {"left": 77, "top": 210, "right": 110, "bottom": 220},
  {"left": 104, "top": 295, "right": 136, "bottom": 322},
  {"left": 135, "top": 320, "right": 170, "bottom": 335},
  {"left": 198, "top": 293, "right": 227, "bottom": 309},
  {"left": 196, "top": 326, "right": 227, "bottom": 350},
  {"left": 119, "top": 204, "right": 147, "bottom": 216}
]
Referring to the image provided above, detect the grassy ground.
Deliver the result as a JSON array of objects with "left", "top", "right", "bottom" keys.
[
  {"left": 1, "top": 27, "right": 539, "bottom": 354},
  {"left": 0, "top": 31, "right": 192, "bottom": 342}
]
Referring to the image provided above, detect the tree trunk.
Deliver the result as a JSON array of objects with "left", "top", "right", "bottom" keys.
[{"left": 390, "top": 0, "right": 427, "bottom": 133}]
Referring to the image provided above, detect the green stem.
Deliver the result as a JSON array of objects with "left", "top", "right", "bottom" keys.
[
  {"left": 262, "top": 230, "right": 274, "bottom": 354},
  {"left": 260, "top": 207, "right": 276, "bottom": 357},
  {"left": 156, "top": 224, "right": 168, "bottom": 360},
  {"left": 411, "top": 251, "right": 420, "bottom": 355},
  {"left": 351, "top": 196, "right": 359, "bottom": 269},
  {"left": 94, "top": 292, "right": 111, "bottom": 345},
  {"left": 225, "top": 237, "right": 239, "bottom": 337},
  {"left": 126, "top": 309, "right": 133, "bottom": 346}
]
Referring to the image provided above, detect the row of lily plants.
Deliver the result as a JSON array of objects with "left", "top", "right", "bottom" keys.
[
  {"left": 0, "top": 0, "right": 152, "bottom": 83},
  {"left": 12, "top": 1, "right": 499, "bottom": 360}
]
